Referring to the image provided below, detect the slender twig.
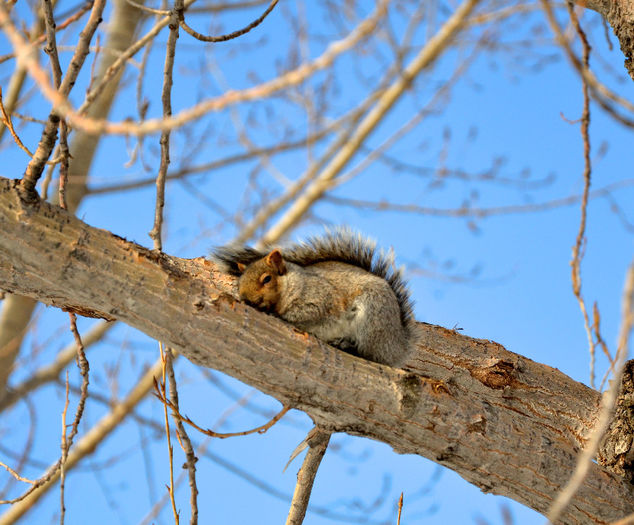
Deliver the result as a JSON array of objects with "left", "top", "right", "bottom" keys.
[
  {"left": 59, "top": 372, "right": 70, "bottom": 525},
  {"left": 154, "top": 385, "right": 289, "bottom": 438},
  {"left": 285, "top": 429, "right": 330, "bottom": 525},
  {"left": 58, "top": 120, "right": 70, "bottom": 209},
  {"left": 562, "top": 0, "right": 594, "bottom": 387},
  {"left": 164, "top": 349, "right": 199, "bottom": 525},
  {"left": 259, "top": 0, "right": 482, "bottom": 245},
  {"left": 66, "top": 313, "right": 90, "bottom": 449},
  {"left": 149, "top": 0, "right": 182, "bottom": 250},
  {"left": 159, "top": 343, "right": 179, "bottom": 525},
  {"left": 125, "top": 0, "right": 170, "bottom": 16},
  {"left": 0, "top": 0, "right": 389, "bottom": 136},
  {"left": 540, "top": 0, "right": 634, "bottom": 126},
  {"left": 323, "top": 179, "right": 634, "bottom": 218},
  {"left": 0, "top": 321, "right": 110, "bottom": 413},
  {"left": 397, "top": 493, "right": 403, "bottom": 525},
  {"left": 547, "top": 263, "right": 634, "bottom": 523},
  {"left": 87, "top": 106, "right": 368, "bottom": 196},
  {"left": 0, "top": 87, "right": 34, "bottom": 157},
  {"left": 19, "top": 0, "right": 106, "bottom": 196},
  {"left": 179, "top": 0, "right": 278, "bottom": 42},
  {"left": 0, "top": 462, "right": 35, "bottom": 485},
  {"left": 0, "top": 359, "right": 163, "bottom": 522},
  {"left": 0, "top": 1, "right": 94, "bottom": 67},
  {"left": 21, "top": 0, "right": 64, "bottom": 196}
]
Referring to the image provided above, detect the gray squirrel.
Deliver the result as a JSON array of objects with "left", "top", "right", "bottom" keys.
[{"left": 213, "top": 230, "right": 418, "bottom": 367}]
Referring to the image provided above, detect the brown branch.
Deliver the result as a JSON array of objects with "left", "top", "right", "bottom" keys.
[
  {"left": 0, "top": 1, "right": 94, "bottom": 67},
  {"left": 548, "top": 262, "right": 634, "bottom": 523},
  {"left": 0, "top": 0, "right": 388, "bottom": 136},
  {"left": 19, "top": 0, "right": 106, "bottom": 197},
  {"left": 324, "top": 179, "right": 634, "bottom": 218},
  {"left": 179, "top": 0, "right": 278, "bottom": 42},
  {"left": 258, "top": 0, "right": 481, "bottom": 245},
  {"left": 285, "top": 429, "right": 330, "bottom": 525},
  {"left": 159, "top": 344, "right": 180, "bottom": 525},
  {"left": 0, "top": 357, "right": 164, "bottom": 523},
  {"left": 154, "top": 383, "right": 289, "bottom": 438},
  {"left": 0, "top": 462, "right": 35, "bottom": 485},
  {"left": 59, "top": 372, "right": 70, "bottom": 524},
  {"left": 1, "top": 177, "right": 634, "bottom": 523},
  {"left": 0, "top": 87, "right": 34, "bottom": 157},
  {"left": 149, "top": 0, "right": 182, "bottom": 251},
  {"left": 163, "top": 349, "right": 199, "bottom": 525},
  {"left": 565, "top": 0, "right": 595, "bottom": 388}
]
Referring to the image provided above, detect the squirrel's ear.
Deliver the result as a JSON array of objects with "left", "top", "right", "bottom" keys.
[
  {"left": 266, "top": 249, "right": 287, "bottom": 275},
  {"left": 236, "top": 262, "right": 247, "bottom": 273}
]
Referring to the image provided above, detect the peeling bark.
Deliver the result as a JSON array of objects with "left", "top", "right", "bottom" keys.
[{"left": 0, "top": 176, "right": 633, "bottom": 523}]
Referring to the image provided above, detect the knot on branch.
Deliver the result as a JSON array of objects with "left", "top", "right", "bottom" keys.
[
  {"left": 598, "top": 359, "right": 634, "bottom": 482},
  {"left": 471, "top": 360, "right": 516, "bottom": 390}
]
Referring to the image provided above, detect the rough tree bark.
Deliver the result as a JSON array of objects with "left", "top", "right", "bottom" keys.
[
  {"left": 585, "top": 0, "right": 634, "bottom": 80},
  {"left": 0, "top": 176, "right": 632, "bottom": 524}
]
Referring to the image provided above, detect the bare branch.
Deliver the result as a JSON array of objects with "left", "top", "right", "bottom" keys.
[
  {"left": 285, "top": 429, "right": 330, "bottom": 525},
  {"left": 180, "top": 0, "right": 278, "bottom": 42},
  {"left": 259, "top": 0, "right": 482, "bottom": 245},
  {"left": 0, "top": 0, "right": 390, "bottom": 136}
]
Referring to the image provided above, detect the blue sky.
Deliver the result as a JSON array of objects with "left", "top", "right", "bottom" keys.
[{"left": 1, "top": 1, "right": 633, "bottom": 523}]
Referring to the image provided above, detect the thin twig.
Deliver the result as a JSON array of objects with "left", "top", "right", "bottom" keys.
[
  {"left": 0, "top": 87, "right": 34, "bottom": 157},
  {"left": 0, "top": 1, "right": 94, "bottom": 66},
  {"left": 66, "top": 312, "right": 90, "bottom": 450},
  {"left": 159, "top": 343, "right": 179, "bottom": 525},
  {"left": 0, "top": 0, "right": 389, "bottom": 136},
  {"left": 154, "top": 384, "right": 289, "bottom": 438},
  {"left": 58, "top": 120, "right": 70, "bottom": 209},
  {"left": 125, "top": 0, "right": 170, "bottom": 16},
  {"left": 149, "top": 0, "right": 182, "bottom": 250},
  {"left": 547, "top": 263, "right": 634, "bottom": 523},
  {"left": 0, "top": 321, "right": 111, "bottom": 413},
  {"left": 563, "top": 0, "right": 594, "bottom": 387},
  {"left": 0, "top": 462, "right": 35, "bottom": 485},
  {"left": 540, "top": 0, "right": 634, "bottom": 126},
  {"left": 179, "top": 0, "right": 278, "bottom": 42},
  {"left": 259, "top": 0, "right": 483, "bottom": 245},
  {"left": 59, "top": 372, "right": 70, "bottom": 525},
  {"left": 164, "top": 349, "right": 199, "bottom": 525},
  {"left": 323, "top": 179, "right": 634, "bottom": 218},
  {"left": 285, "top": 429, "right": 330, "bottom": 525},
  {"left": 397, "top": 493, "right": 403, "bottom": 525},
  {"left": 0, "top": 359, "right": 163, "bottom": 522},
  {"left": 19, "top": 0, "right": 106, "bottom": 195}
]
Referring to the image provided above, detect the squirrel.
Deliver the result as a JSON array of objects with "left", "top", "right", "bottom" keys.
[{"left": 212, "top": 230, "right": 418, "bottom": 367}]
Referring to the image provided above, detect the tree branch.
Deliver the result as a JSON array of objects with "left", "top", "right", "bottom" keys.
[{"left": 0, "top": 176, "right": 632, "bottom": 523}]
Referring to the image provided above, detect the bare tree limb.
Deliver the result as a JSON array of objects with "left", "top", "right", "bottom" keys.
[
  {"left": 285, "top": 429, "right": 330, "bottom": 525},
  {"left": 0, "top": 177, "right": 633, "bottom": 523}
]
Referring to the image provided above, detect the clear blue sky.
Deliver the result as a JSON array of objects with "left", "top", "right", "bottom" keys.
[{"left": 1, "top": 1, "right": 633, "bottom": 523}]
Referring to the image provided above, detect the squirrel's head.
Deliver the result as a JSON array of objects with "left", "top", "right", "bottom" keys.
[{"left": 237, "top": 249, "right": 287, "bottom": 312}]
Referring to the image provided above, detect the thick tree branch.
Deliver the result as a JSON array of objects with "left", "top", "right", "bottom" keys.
[
  {"left": 0, "top": 176, "right": 632, "bottom": 523},
  {"left": 575, "top": 0, "right": 634, "bottom": 81}
]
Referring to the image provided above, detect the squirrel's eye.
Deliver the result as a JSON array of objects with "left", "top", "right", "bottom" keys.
[{"left": 262, "top": 275, "right": 272, "bottom": 285}]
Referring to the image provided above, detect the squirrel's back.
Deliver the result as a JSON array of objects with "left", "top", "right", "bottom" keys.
[
  {"left": 213, "top": 229, "right": 418, "bottom": 366},
  {"left": 213, "top": 229, "right": 415, "bottom": 330}
]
